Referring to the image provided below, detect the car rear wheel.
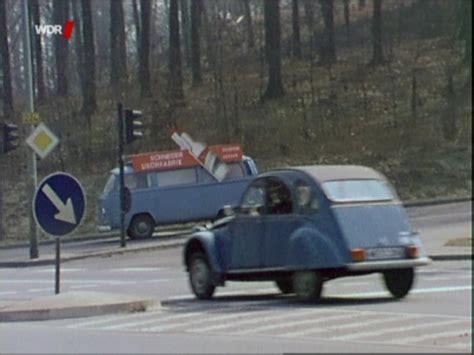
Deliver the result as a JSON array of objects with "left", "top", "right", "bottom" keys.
[
  {"left": 189, "top": 253, "right": 215, "bottom": 300},
  {"left": 293, "top": 271, "right": 323, "bottom": 301},
  {"left": 383, "top": 268, "right": 414, "bottom": 299},
  {"left": 128, "top": 214, "right": 155, "bottom": 239},
  {"left": 275, "top": 278, "right": 293, "bottom": 294}
]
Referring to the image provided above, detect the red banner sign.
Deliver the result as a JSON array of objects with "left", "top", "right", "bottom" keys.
[
  {"left": 132, "top": 150, "right": 200, "bottom": 173},
  {"left": 208, "top": 144, "right": 243, "bottom": 162}
]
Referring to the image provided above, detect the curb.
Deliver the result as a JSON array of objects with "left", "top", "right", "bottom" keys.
[
  {"left": 428, "top": 254, "right": 473, "bottom": 261},
  {"left": 404, "top": 197, "right": 472, "bottom": 208},
  {"left": 0, "top": 294, "right": 157, "bottom": 322}
]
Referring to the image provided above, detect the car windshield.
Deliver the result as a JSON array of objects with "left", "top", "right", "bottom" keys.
[{"left": 322, "top": 179, "right": 394, "bottom": 202}]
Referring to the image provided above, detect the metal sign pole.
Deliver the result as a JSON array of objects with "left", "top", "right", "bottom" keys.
[
  {"left": 55, "top": 237, "right": 61, "bottom": 294},
  {"left": 118, "top": 103, "right": 126, "bottom": 248},
  {"left": 22, "top": 0, "right": 39, "bottom": 259}
]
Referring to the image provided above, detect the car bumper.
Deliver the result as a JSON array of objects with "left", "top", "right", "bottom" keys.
[{"left": 346, "top": 257, "right": 431, "bottom": 271}]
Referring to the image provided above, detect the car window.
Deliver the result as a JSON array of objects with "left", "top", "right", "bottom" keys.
[
  {"left": 157, "top": 168, "right": 197, "bottom": 187},
  {"left": 198, "top": 166, "right": 217, "bottom": 183},
  {"left": 224, "top": 162, "right": 245, "bottom": 180},
  {"left": 267, "top": 178, "right": 292, "bottom": 215},
  {"left": 295, "top": 180, "right": 319, "bottom": 214},
  {"left": 240, "top": 180, "right": 265, "bottom": 216},
  {"left": 322, "top": 179, "right": 394, "bottom": 202}
]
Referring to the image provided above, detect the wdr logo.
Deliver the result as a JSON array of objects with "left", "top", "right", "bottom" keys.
[{"left": 35, "top": 20, "right": 75, "bottom": 40}]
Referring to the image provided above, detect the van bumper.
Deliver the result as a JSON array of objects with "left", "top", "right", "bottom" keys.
[
  {"left": 97, "top": 225, "right": 112, "bottom": 232},
  {"left": 346, "top": 257, "right": 431, "bottom": 271}
]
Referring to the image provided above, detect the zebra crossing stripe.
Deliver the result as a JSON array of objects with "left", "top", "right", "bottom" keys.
[
  {"left": 385, "top": 328, "right": 472, "bottom": 345},
  {"left": 282, "top": 314, "right": 421, "bottom": 339},
  {"left": 67, "top": 308, "right": 163, "bottom": 329},
  {"left": 103, "top": 311, "right": 206, "bottom": 330},
  {"left": 330, "top": 318, "right": 467, "bottom": 341},
  {"left": 141, "top": 308, "right": 274, "bottom": 332},
  {"left": 233, "top": 311, "right": 364, "bottom": 336}
]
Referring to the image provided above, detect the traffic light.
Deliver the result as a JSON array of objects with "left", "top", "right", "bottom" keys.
[
  {"left": 123, "top": 109, "right": 143, "bottom": 144},
  {"left": 2, "top": 123, "right": 20, "bottom": 154}
]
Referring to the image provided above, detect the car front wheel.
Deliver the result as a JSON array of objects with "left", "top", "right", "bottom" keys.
[
  {"left": 189, "top": 253, "right": 215, "bottom": 300},
  {"left": 383, "top": 268, "right": 415, "bottom": 299},
  {"left": 293, "top": 271, "right": 323, "bottom": 301}
]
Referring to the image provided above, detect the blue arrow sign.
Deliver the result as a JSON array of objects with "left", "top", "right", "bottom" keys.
[{"left": 33, "top": 173, "right": 86, "bottom": 237}]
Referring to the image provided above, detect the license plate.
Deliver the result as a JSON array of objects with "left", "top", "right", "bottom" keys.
[{"left": 366, "top": 247, "right": 405, "bottom": 260}]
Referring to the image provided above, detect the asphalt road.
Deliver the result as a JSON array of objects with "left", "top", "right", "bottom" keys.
[{"left": 0, "top": 202, "right": 471, "bottom": 353}]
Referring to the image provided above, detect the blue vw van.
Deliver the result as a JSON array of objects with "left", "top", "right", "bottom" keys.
[{"left": 97, "top": 156, "right": 258, "bottom": 239}]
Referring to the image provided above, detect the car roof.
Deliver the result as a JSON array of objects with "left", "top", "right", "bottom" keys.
[{"left": 268, "top": 165, "right": 388, "bottom": 184}]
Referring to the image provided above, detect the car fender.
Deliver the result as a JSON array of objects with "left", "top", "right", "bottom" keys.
[
  {"left": 288, "top": 227, "right": 345, "bottom": 269},
  {"left": 183, "top": 231, "right": 223, "bottom": 275}
]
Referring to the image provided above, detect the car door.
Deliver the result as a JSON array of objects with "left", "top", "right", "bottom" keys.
[
  {"left": 229, "top": 179, "right": 266, "bottom": 270},
  {"left": 262, "top": 177, "right": 304, "bottom": 268}
]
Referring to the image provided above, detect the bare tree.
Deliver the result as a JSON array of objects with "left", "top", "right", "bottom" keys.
[
  {"left": 139, "top": 0, "right": 151, "bottom": 97},
  {"left": 241, "top": 0, "right": 255, "bottom": 49},
  {"left": 291, "top": 0, "right": 302, "bottom": 58},
  {"left": 303, "top": 0, "right": 315, "bottom": 54},
  {"left": 190, "top": 0, "right": 202, "bottom": 86},
  {"left": 263, "top": 0, "right": 284, "bottom": 99},
  {"left": 370, "top": 0, "right": 385, "bottom": 65},
  {"left": 80, "top": 0, "right": 96, "bottom": 117},
  {"left": 180, "top": 0, "right": 191, "bottom": 68},
  {"left": 0, "top": 0, "right": 13, "bottom": 116},
  {"left": 343, "top": 0, "right": 350, "bottom": 37},
  {"left": 319, "top": 0, "right": 336, "bottom": 66},
  {"left": 110, "top": 0, "right": 127, "bottom": 85},
  {"left": 53, "top": 0, "right": 70, "bottom": 96},
  {"left": 29, "top": 0, "right": 45, "bottom": 103},
  {"left": 168, "top": 0, "right": 184, "bottom": 103}
]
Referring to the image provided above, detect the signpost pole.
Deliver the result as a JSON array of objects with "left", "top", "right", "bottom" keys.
[
  {"left": 22, "top": 0, "right": 39, "bottom": 259},
  {"left": 117, "top": 103, "right": 126, "bottom": 248},
  {"left": 55, "top": 237, "right": 60, "bottom": 294}
]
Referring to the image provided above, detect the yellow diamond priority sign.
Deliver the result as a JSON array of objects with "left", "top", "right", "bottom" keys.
[{"left": 26, "top": 123, "right": 59, "bottom": 159}]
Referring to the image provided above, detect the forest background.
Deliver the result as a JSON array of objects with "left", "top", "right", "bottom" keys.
[{"left": 0, "top": 0, "right": 471, "bottom": 243}]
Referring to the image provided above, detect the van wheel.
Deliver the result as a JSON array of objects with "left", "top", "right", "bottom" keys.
[
  {"left": 293, "top": 271, "right": 323, "bottom": 301},
  {"left": 189, "top": 253, "right": 215, "bottom": 299},
  {"left": 275, "top": 278, "right": 293, "bottom": 294},
  {"left": 383, "top": 268, "right": 414, "bottom": 299},
  {"left": 128, "top": 214, "right": 154, "bottom": 239}
]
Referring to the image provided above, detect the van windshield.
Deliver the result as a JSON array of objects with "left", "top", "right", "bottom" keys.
[
  {"left": 103, "top": 174, "right": 116, "bottom": 194},
  {"left": 322, "top": 179, "right": 394, "bottom": 203}
]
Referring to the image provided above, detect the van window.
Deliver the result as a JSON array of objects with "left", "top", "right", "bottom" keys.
[
  {"left": 103, "top": 174, "right": 116, "bottom": 194},
  {"left": 157, "top": 168, "right": 197, "bottom": 187},
  {"left": 224, "top": 162, "right": 245, "bottom": 180}
]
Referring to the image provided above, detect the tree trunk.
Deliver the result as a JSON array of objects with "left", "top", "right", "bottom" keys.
[
  {"left": 190, "top": 0, "right": 202, "bottom": 86},
  {"left": 241, "top": 0, "right": 254, "bottom": 49},
  {"left": 370, "top": 0, "right": 385, "bottom": 66},
  {"left": 110, "top": 0, "right": 127, "bottom": 85},
  {"left": 168, "top": 0, "right": 185, "bottom": 103},
  {"left": 180, "top": 0, "right": 191, "bottom": 68},
  {"left": 133, "top": 0, "right": 141, "bottom": 54},
  {"left": 291, "top": 0, "right": 302, "bottom": 58},
  {"left": 263, "top": 0, "right": 284, "bottom": 100},
  {"left": 139, "top": 0, "right": 151, "bottom": 97},
  {"left": 343, "top": 0, "right": 350, "bottom": 38},
  {"left": 72, "top": 0, "right": 85, "bottom": 96},
  {"left": 53, "top": 0, "right": 69, "bottom": 96},
  {"left": 0, "top": 0, "right": 13, "bottom": 116},
  {"left": 303, "top": 0, "right": 315, "bottom": 54},
  {"left": 319, "top": 0, "right": 336, "bottom": 66},
  {"left": 358, "top": 0, "right": 366, "bottom": 10},
  {"left": 30, "top": 0, "right": 45, "bottom": 103},
  {"left": 80, "top": 0, "right": 96, "bottom": 117}
]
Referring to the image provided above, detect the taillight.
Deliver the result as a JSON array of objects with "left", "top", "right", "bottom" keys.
[
  {"left": 351, "top": 248, "right": 366, "bottom": 262},
  {"left": 406, "top": 245, "right": 419, "bottom": 258}
]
